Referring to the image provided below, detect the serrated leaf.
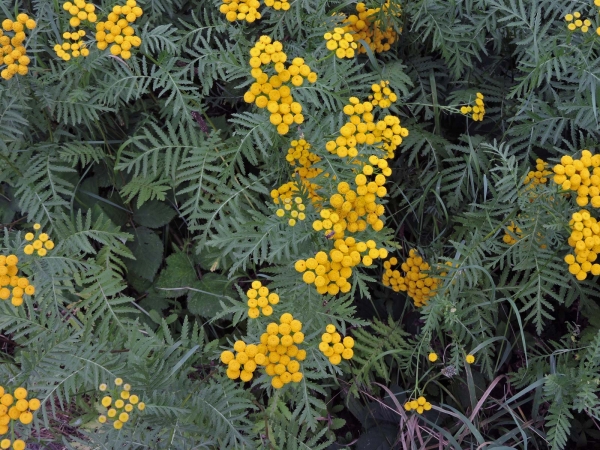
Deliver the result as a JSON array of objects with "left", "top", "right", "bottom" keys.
[
  {"left": 133, "top": 200, "right": 177, "bottom": 228},
  {"left": 125, "top": 227, "right": 163, "bottom": 281},
  {"left": 156, "top": 250, "right": 198, "bottom": 297}
]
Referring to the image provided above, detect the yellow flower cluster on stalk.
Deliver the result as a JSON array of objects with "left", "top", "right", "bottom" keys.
[
  {"left": 0, "top": 439, "right": 26, "bottom": 450},
  {"left": 381, "top": 250, "right": 445, "bottom": 307},
  {"left": 270, "top": 181, "right": 300, "bottom": 206},
  {"left": 54, "top": 1, "right": 97, "bottom": 61},
  {"left": 54, "top": 30, "right": 89, "bottom": 60},
  {"left": 460, "top": 93, "right": 485, "bottom": 121},
  {"left": 324, "top": 27, "right": 358, "bottom": 59},
  {"left": 245, "top": 280, "right": 279, "bottom": 318},
  {"left": 98, "top": 378, "right": 145, "bottom": 430},
  {"left": 502, "top": 221, "right": 522, "bottom": 245},
  {"left": 243, "top": 35, "right": 317, "bottom": 135},
  {"left": 284, "top": 81, "right": 403, "bottom": 295},
  {"left": 339, "top": 2, "right": 400, "bottom": 55},
  {"left": 0, "top": 385, "right": 40, "bottom": 448},
  {"left": 270, "top": 140, "right": 324, "bottom": 225},
  {"left": 221, "top": 340, "right": 265, "bottom": 382},
  {"left": 0, "top": 15, "right": 36, "bottom": 80},
  {"left": 404, "top": 396, "right": 432, "bottom": 414},
  {"left": 0, "top": 255, "right": 35, "bottom": 307},
  {"left": 264, "top": 0, "right": 290, "bottom": 11},
  {"left": 219, "top": 0, "right": 262, "bottom": 22},
  {"left": 564, "top": 210, "right": 600, "bottom": 280},
  {"left": 285, "top": 139, "right": 323, "bottom": 203},
  {"left": 220, "top": 313, "right": 306, "bottom": 388},
  {"left": 318, "top": 324, "right": 354, "bottom": 364},
  {"left": 62, "top": 0, "right": 97, "bottom": 28},
  {"left": 325, "top": 82, "right": 405, "bottom": 159},
  {"left": 565, "top": 12, "right": 590, "bottom": 32},
  {"left": 23, "top": 224, "right": 54, "bottom": 256},
  {"left": 218, "top": 0, "right": 290, "bottom": 22},
  {"left": 94, "top": 0, "right": 143, "bottom": 59},
  {"left": 275, "top": 195, "right": 306, "bottom": 226},
  {"left": 312, "top": 164, "right": 389, "bottom": 237},
  {"left": 552, "top": 151, "right": 600, "bottom": 207},
  {"left": 524, "top": 159, "right": 552, "bottom": 187},
  {"left": 501, "top": 216, "right": 547, "bottom": 248},
  {"left": 295, "top": 239, "right": 387, "bottom": 295}
]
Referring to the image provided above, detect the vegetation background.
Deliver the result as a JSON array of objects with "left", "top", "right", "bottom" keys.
[{"left": 2, "top": 0, "right": 600, "bottom": 448}]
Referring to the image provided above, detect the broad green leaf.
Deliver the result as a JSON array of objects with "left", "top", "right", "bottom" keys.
[
  {"left": 156, "top": 250, "right": 198, "bottom": 298},
  {"left": 187, "top": 273, "right": 231, "bottom": 318},
  {"left": 125, "top": 227, "right": 163, "bottom": 281},
  {"left": 133, "top": 200, "right": 177, "bottom": 228}
]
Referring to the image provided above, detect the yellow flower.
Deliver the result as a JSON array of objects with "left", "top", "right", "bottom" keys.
[
  {"left": 466, "top": 354, "right": 475, "bottom": 364},
  {"left": 428, "top": 352, "right": 438, "bottom": 362}
]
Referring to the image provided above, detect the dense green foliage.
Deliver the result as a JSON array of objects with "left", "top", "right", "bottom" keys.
[{"left": 2, "top": 0, "right": 600, "bottom": 448}]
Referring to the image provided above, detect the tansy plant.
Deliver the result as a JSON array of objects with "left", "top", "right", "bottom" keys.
[{"left": 4, "top": 0, "right": 600, "bottom": 448}]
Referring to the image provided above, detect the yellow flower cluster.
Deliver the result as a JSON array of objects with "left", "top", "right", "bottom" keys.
[
  {"left": 312, "top": 161, "right": 390, "bottom": 239},
  {"left": 460, "top": 93, "right": 485, "bottom": 121},
  {"left": 324, "top": 27, "right": 357, "bottom": 59},
  {"left": 382, "top": 250, "right": 444, "bottom": 307},
  {"left": 366, "top": 81, "right": 398, "bottom": 109},
  {"left": 313, "top": 172, "right": 387, "bottom": 239},
  {"left": 285, "top": 139, "right": 322, "bottom": 203},
  {"left": 325, "top": 82, "right": 406, "bottom": 160},
  {"left": 95, "top": 0, "right": 143, "bottom": 59},
  {"left": 341, "top": 2, "right": 400, "bottom": 54},
  {"left": 523, "top": 159, "right": 552, "bottom": 187},
  {"left": 502, "top": 216, "right": 547, "bottom": 248},
  {"left": 0, "top": 15, "right": 36, "bottom": 80},
  {"left": 98, "top": 378, "right": 145, "bottom": 430},
  {"left": 245, "top": 280, "right": 279, "bottom": 318},
  {"left": 219, "top": 0, "right": 262, "bottom": 22},
  {"left": 0, "top": 439, "right": 25, "bottom": 450},
  {"left": 564, "top": 210, "right": 600, "bottom": 280},
  {"left": 270, "top": 181, "right": 300, "bottom": 205},
  {"left": 502, "top": 221, "right": 521, "bottom": 245},
  {"left": 0, "top": 255, "right": 35, "bottom": 307},
  {"left": 275, "top": 195, "right": 306, "bottom": 226},
  {"left": 264, "top": 0, "right": 290, "bottom": 11},
  {"left": 403, "top": 396, "right": 432, "bottom": 414},
  {"left": 552, "top": 151, "right": 600, "bottom": 207},
  {"left": 277, "top": 81, "right": 403, "bottom": 295},
  {"left": 221, "top": 313, "right": 306, "bottom": 388},
  {"left": 221, "top": 340, "right": 265, "bottom": 382},
  {"left": 23, "top": 224, "right": 54, "bottom": 256},
  {"left": 243, "top": 35, "right": 317, "bottom": 135},
  {"left": 62, "top": 0, "right": 97, "bottom": 28},
  {"left": 565, "top": 12, "right": 590, "bottom": 32},
  {"left": 318, "top": 324, "right": 354, "bottom": 364},
  {"left": 55, "top": 1, "right": 96, "bottom": 61},
  {"left": 53, "top": 30, "right": 89, "bottom": 60},
  {"left": 295, "top": 239, "right": 387, "bottom": 295},
  {"left": 0, "top": 386, "right": 40, "bottom": 437},
  {"left": 263, "top": 314, "right": 305, "bottom": 388}
]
